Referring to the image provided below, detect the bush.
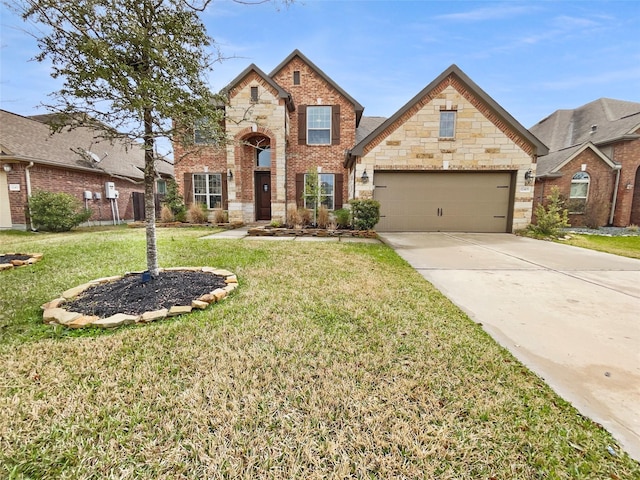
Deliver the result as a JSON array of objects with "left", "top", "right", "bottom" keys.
[
  {"left": 162, "top": 179, "right": 186, "bottom": 220},
  {"left": 298, "top": 207, "right": 312, "bottom": 226},
  {"left": 333, "top": 208, "right": 351, "bottom": 229},
  {"left": 317, "top": 206, "right": 329, "bottom": 229},
  {"left": 286, "top": 209, "right": 301, "bottom": 228},
  {"left": 350, "top": 199, "right": 380, "bottom": 230},
  {"left": 160, "top": 205, "right": 174, "bottom": 223},
  {"left": 28, "top": 190, "right": 92, "bottom": 232},
  {"left": 186, "top": 202, "right": 208, "bottom": 224},
  {"left": 213, "top": 209, "right": 227, "bottom": 224},
  {"left": 527, "top": 186, "right": 569, "bottom": 238}
]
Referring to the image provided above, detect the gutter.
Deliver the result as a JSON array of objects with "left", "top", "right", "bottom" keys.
[
  {"left": 24, "top": 161, "right": 35, "bottom": 231},
  {"left": 609, "top": 164, "right": 622, "bottom": 225}
]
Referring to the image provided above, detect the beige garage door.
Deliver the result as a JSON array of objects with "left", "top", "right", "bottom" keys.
[{"left": 374, "top": 171, "right": 513, "bottom": 232}]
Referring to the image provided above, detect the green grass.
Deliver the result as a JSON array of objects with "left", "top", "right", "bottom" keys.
[
  {"left": 1, "top": 227, "right": 639, "bottom": 478},
  {"left": 560, "top": 233, "right": 640, "bottom": 259}
]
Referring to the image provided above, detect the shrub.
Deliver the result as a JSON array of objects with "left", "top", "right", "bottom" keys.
[
  {"left": 213, "top": 209, "right": 227, "bottom": 224},
  {"left": 298, "top": 207, "right": 312, "bottom": 226},
  {"left": 186, "top": 202, "right": 208, "bottom": 224},
  {"left": 286, "top": 209, "right": 301, "bottom": 228},
  {"left": 627, "top": 224, "right": 639, "bottom": 232},
  {"left": 317, "top": 206, "right": 329, "bottom": 229},
  {"left": 333, "top": 208, "right": 351, "bottom": 229},
  {"left": 162, "top": 179, "right": 186, "bottom": 220},
  {"left": 527, "top": 186, "right": 569, "bottom": 238},
  {"left": 28, "top": 190, "right": 92, "bottom": 232},
  {"left": 350, "top": 199, "right": 380, "bottom": 230},
  {"left": 160, "top": 205, "right": 174, "bottom": 223}
]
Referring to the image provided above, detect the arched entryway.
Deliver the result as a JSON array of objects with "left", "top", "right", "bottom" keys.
[
  {"left": 630, "top": 167, "right": 640, "bottom": 226},
  {"left": 239, "top": 134, "right": 272, "bottom": 220}
]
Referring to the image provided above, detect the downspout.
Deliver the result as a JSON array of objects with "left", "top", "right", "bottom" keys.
[
  {"left": 24, "top": 162, "right": 35, "bottom": 231},
  {"left": 609, "top": 165, "right": 622, "bottom": 225}
]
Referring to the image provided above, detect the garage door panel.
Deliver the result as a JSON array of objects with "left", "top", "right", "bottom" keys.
[{"left": 374, "top": 172, "right": 512, "bottom": 232}]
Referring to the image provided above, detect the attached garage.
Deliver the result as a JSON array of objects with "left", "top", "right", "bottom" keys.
[{"left": 374, "top": 171, "right": 514, "bottom": 232}]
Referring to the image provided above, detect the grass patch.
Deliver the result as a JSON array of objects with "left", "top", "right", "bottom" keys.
[
  {"left": 560, "top": 234, "right": 640, "bottom": 259},
  {"left": 1, "top": 228, "right": 639, "bottom": 478}
]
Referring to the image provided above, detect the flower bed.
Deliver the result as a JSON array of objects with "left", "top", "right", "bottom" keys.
[{"left": 0, "top": 252, "right": 43, "bottom": 271}]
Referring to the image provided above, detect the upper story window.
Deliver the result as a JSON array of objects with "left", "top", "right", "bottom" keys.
[
  {"left": 439, "top": 111, "right": 456, "bottom": 138},
  {"left": 156, "top": 179, "right": 167, "bottom": 195},
  {"left": 569, "top": 171, "right": 590, "bottom": 213},
  {"left": 250, "top": 86, "right": 259, "bottom": 102},
  {"left": 307, "top": 106, "right": 332, "bottom": 145},
  {"left": 194, "top": 111, "right": 225, "bottom": 145},
  {"left": 293, "top": 71, "right": 300, "bottom": 85}
]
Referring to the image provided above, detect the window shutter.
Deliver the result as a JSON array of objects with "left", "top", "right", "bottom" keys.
[
  {"left": 222, "top": 174, "right": 228, "bottom": 210},
  {"left": 298, "top": 105, "right": 307, "bottom": 145},
  {"left": 296, "top": 173, "right": 305, "bottom": 207},
  {"left": 334, "top": 173, "right": 344, "bottom": 209},
  {"left": 332, "top": 105, "right": 341, "bottom": 145},
  {"left": 183, "top": 173, "right": 193, "bottom": 204}
]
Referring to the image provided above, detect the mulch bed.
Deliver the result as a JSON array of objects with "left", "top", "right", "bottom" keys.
[
  {"left": 0, "top": 254, "right": 32, "bottom": 263},
  {"left": 64, "top": 270, "right": 228, "bottom": 318}
]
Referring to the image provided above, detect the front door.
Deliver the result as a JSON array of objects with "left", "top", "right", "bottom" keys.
[{"left": 255, "top": 171, "right": 271, "bottom": 220}]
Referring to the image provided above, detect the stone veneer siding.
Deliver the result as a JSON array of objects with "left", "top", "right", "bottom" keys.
[{"left": 353, "top": 79, "right": 537, "bottom": 232}]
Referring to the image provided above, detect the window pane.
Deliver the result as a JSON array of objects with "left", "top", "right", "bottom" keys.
[
  {"left": 439, "top": 111, "right": 456, "bottom": 138},
  {"left": 209, "top": 174, "right": 222, "bottom": 195},
  {"left": 257, "top": 146, "right": 271, "bottom": 167},
  {"left": 570, "top": 183, "right": 588, "bottom": 198},
  {"left": 156, "top": 180, "right": 167, "bottom": 195},
  {"left": 307, "top": 129, "right": 331, "bottom": 144},
  {"left": 193, "top": 174, "right": 206, "bottom": 194},
  {"left": 307, "top": 106, "right": 331, "bottom": 145}
]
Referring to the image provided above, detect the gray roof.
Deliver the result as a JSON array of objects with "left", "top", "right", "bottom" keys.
[
  {"left": 356, "top": 116, "right": 387, "bottom": 144},
  {"left": 0, "top": 110, "right": 173, "bottom": 179},
  {"left": 270, "top": 49, "right": 364, "bottom": 126},
  {"left": 347, "top": 64, "right": 548, "bottom": 163},
  {"left": 530, "top": 98, "right": 640, "bottom": 152}
]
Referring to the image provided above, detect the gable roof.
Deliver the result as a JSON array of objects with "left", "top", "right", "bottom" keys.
[
  {"left": 346, "top": 64, "right": 548, "bottom": 165},
  {"left": 270, "top": 49, "right": 364, "bottom": 125},
  {"left": 535, "top": 142, "right": 619, "bottom": 178},
  {"left": 223, "top": 63, "right": 295, "bottom": 112},
  {"left": 530, "top": 98, "right": 640, "bottom": 152},
  {"left": 0, "top": 110, "right": 173, "bottom": 179}
]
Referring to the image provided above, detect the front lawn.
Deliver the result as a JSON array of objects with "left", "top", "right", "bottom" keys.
[
  {"left": 1, "top": 228, "right": 638, "bottom": 478},
  {"left": 560, "top": 233, "right": 640, "bottom": 259}
]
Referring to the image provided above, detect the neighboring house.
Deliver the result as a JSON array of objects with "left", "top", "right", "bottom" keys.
[
  {"left": 0, "top": 110, "right": 173, "bottom": 230},
  {"left": 529, "top": 98, "right": 640, "bottom": 227},
  {"left": 175, "top": 51, "right": 547, "bottom": 232}
]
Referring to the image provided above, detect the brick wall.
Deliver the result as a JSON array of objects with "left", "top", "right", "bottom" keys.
[
  {"left": 612, "top": 136, "right": 640, "bottom": 226},
  {"left": 6, "top": 163, "right": 144, "bottom": 227},
  {"left": 272, "top": 56, "right": 356, "bottom": 207}
]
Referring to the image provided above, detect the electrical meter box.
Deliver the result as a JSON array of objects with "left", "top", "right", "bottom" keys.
[
  {"left": 105, "top": 182, "right": 117, "bottom": 199},
  {"left": 83, "top": 190, "right": 92, "bottom": 200}
]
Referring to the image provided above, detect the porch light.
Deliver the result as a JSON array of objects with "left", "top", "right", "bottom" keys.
[
  {"left": 361, "top": 168, "right": 369, "bottom": 183},
  {"left": 227, "top": 169, "right": 233, "bottom": 180},
  {"left": 2, "top": 163, "right": 12, "bottom": 173},
  {"left": 524, "top": 169, "right": 533, "bottom": 183}
]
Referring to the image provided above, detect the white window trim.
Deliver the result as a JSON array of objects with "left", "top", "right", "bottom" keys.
[
  {"left": 569, "top": 172, "right": 590, "bottom": 214},
  {"left": 304, "top": 173, "right": 335, "bottom": 210},
  {"left": 193, "top": 173, "right": 222, "bottom": 209},
  {"left": 439, "top": 111, "right": 456, "bottom": 139},
  {"left": 307, "top": 106, "right": 332, "bottom": 145}
]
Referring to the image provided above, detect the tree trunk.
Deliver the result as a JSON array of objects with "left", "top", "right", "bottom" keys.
[{"left": 144, "top": 106, "right": 159, "bottom": 276}]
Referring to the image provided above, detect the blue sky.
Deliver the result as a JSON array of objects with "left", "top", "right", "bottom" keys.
[{"left": 1, "top": 0, "right": 639, "bottom": 133}]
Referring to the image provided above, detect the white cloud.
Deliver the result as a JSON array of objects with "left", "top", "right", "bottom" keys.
[{"left": 434, "top": 4, "right": 538, "bottom": 22}]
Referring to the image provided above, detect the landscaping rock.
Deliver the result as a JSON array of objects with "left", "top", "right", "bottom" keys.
[
  {"left": 93, "top": 313, "right": 139, "bottom": 328},
  {"left": 67, "top": 315, "right": 99, "bottom": 329},
  {"left": 191, "top": 300, "right": 209, "bottom": 310},
  {"left": 140, "top": 308, "right": 168, "bottom": 323},
  {"left": 168, "top": 305, "right": 192, "bottom": 316}
]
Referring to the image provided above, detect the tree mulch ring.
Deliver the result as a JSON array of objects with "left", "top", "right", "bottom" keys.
[
  {"left": 0, "top": 252, "right": 44, "bottom": 270},
  {"left": 42, "top": 267, "right": 238, "bottom": 329},
  {"left": 64, "top": 270, "right": 228, "bottom": 317}
]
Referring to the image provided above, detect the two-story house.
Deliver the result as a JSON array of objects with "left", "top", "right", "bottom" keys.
[{"left": 174, "top": 51, "right": 548, "bottom": 232}]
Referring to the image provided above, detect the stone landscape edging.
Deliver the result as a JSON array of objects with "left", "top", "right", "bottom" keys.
[
  {"left": 0, "top": 252, "right": 44, "bottom": 271},
  {"left": 41, "top": 267, "right": 238, "bottom": 329},
  {"left": 248, "top": 226, "right": 378, "bottom": 238}
]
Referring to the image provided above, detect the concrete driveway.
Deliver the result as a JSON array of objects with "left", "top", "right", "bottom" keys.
[{"left": 379, "top": 232, "right": 640, "bottom": 461}]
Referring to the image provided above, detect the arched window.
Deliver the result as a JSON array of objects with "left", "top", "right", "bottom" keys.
[{"left": 569, "top": 171, "right": 590, "bottom": 213}]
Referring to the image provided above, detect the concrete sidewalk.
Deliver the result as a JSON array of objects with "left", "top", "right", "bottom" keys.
[{"left": 379, "top": 232, "right": 640, "bottom": 461}]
